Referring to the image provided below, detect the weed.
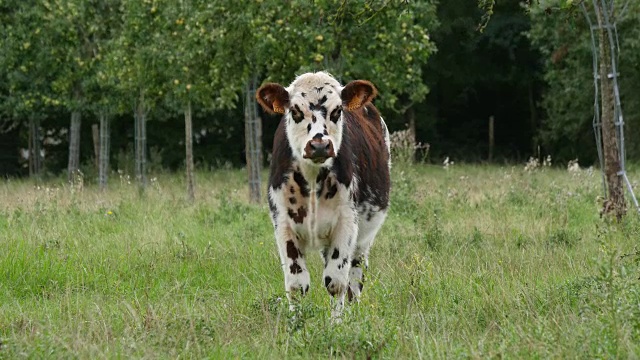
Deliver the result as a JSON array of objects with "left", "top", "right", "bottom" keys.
[
  {"left": 469, "top": 226, "right": 484, "bottom": 247},
  {"left": 424, "top": 211, "right": 444, "bottom": 251},
  {"left": 546, "top": 228, "right": 579, "bottom": 247}
]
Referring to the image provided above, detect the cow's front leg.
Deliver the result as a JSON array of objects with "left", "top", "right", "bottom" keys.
[
  {"left": 275, "top": 226, "right": 310, "bottom": 310},
  {"left": 322, "top": 209, "right": 358, "bottom": 318}
]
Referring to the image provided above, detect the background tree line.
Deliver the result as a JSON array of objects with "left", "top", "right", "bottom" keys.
[{"left": 1, "top": 0, "right": 639, "bottom": 180}]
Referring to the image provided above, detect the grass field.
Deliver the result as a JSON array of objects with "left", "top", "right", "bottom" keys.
[{"left": 1, "top": 163, "right": 640, "bottom": 358}]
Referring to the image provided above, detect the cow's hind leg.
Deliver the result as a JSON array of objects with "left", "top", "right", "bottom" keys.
[
  {"left": 275, "top": 226, "right": 310, "bottom": 310},
  {"left": 349, "top": 209, "right": 387, "bottom": 302},
  {"left": 347, "top": 257, "right": 365, "bottom": 302}
]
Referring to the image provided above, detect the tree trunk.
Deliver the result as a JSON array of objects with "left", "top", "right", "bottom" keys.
[
  {"left": 28, "top": 117, "right": 42, "bottom": 178},
  {"left": 595, "top": 3, "right": 626, "bottom": 220},
  {"left": 185, "top": 100, "right": 195, "bottom": 202},
  {"left": 67, "top": 110, "right": 82, "bottom": 183},
  {"left": 245, "top": 75, "right": 262, "bottom": 203},
  {"left": 135, "top": 90, "right": 147, "bottom": 190},
  {"left": 98, "top": 112, "right": 110, "bottom": 191}
]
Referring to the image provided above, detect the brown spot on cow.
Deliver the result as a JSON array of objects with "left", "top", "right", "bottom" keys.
[
  {"left": 290, "top": 262, "right": 303, "bottom": 274},
  {"left": 325, "top": 181, "right": 338, "bottom": 200},
  {"left": 316, "top": 168, "right": 330, "bottom": 198},
  {"left": 286, "top": 240, "right": 300, "bottom": 259},
  {"left": 288, "top": 207, "right": 307, "bottom": 224},
  {"left": 293, "top": 171, "right": 310, "bottom": 197}
]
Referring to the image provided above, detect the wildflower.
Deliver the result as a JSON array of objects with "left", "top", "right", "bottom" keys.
[
  {"left": 524, "top": 157, "right": 539, "bottom": 172},
  {"left": 443, "top": 156, "right": 454, "bottom": 170},
  {"left": 568, "top": 159, "right": 580, "bottom": 172}
]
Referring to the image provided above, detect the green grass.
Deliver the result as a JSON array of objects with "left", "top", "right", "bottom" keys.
[{"left": 1, "top": 164, "right": 640, "bottom": 358}]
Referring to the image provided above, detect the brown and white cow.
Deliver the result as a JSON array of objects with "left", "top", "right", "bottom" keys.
[{"left": 256, "top": 72, "right": 390, "bottom": 317}]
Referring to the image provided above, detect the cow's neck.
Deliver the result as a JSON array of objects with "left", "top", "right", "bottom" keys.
[{"left": 296, "top": 159, "right": 333, "bottom": 185}]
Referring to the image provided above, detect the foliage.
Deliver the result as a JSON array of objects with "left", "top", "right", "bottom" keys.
[
  {"left": 529, "top": 0, "right": 640, "bottom": 162},
  {"left": 0, "top": 0, "right": 439, "bottom": 177},
  {"left": 223, "top": 0, "right": 438, "bottom": 114},
  {"left": 0, "top": 1, "right": 57, "bottom": 117},
  {"left": 2, "top": 166, "right": 640, "bottom": 357},
  {"left": 4, "top": 0, "right": 640, "bottom": 175},
  {"left": 105, "top": 0, "right": 168, "bottom": 115}
]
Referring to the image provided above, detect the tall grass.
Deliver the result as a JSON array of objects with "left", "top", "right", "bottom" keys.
[{"left": 1, "top": 165, "right": 639, "bottom": 358}]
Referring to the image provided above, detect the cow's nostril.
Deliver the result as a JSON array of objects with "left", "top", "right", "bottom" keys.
[
  {"left": 312, "top": 133, "right": 324, "bottom": 140},
  {"left": 311, "top": 141, "right": 329, "bottom": 152}
]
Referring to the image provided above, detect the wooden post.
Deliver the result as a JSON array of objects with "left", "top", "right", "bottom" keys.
[
  {"left": 92, "top": 123, "right": 100, "bottom": 168},
  {"left": 29, "top": 117, "right": 42, "bottom": 179},
  {"left": 245, "top": 75, "right": 262, "bottom": 203},
  {"left": 489, "top": 115, "right": 494, "bottom": 162},
  {"left": 98, "top": 112, "right": 110, "bottom": 191},
  {"left": 67, "top": 110, "right": 82, "bottom": 183},
  {"left": 135, "top": 90, "right": 147, "bottom": 191},
  {"left": 407, "top": 107, "right": 416, "bottom": 163},
  {"left": 185, "top": 100, "right": 195, "bottom": 202},
  {"left": 28, "top": 118, "right": 33, "bottom": 177}
]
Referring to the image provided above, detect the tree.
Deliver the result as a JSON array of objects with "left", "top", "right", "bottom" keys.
[
  {"left": 528, "top": 0, "right": 640, "bottom": 219},
  {"left": 39, "top": 0, "right": 111, "bottom": 183},
  {"left": 157, "top": 0, "right": 222, "bottom": 202},
  {"left": 591, "top": 0, "right": 628, "bottom": 219},
  {"left": 107, "top": 0, "right": 168, "bottom": 191},
  {"left": 85, "top": 1, "right": 121, "bottom": 191},
  {"left": 1, "top": 1, "right": 58, "bottom": 179}
]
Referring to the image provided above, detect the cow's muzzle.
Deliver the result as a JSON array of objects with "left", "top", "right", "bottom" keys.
[{"left": 303, "top": 139, "right": 335, "bottom": 163}]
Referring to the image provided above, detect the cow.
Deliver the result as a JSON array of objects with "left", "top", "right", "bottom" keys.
[{"left": 256, "top": 71, "right": 390, "bottom": 318}]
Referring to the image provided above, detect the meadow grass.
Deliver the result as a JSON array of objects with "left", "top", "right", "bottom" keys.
[{"left": 1, "top": 164, "right": 640, "bottom": 359}]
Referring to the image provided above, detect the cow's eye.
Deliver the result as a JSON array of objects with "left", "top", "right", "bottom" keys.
[
  {"left": 290, "top": 105, "right": 304, "bottom": 123},
  {"left": 329, "top": 106, "right": 342, "bottom": 123}
]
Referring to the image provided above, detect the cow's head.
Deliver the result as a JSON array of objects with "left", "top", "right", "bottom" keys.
[{"left": 257, "top": 72, "right": 377, "bottom": 166}]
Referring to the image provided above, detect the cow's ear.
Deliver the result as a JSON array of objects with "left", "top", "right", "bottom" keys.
[
  {"left": 341, "top": 80, "right": 378, "bottom": 111},
  {"left": 256, "top": 83, "right": 289, "bottom": 115}
]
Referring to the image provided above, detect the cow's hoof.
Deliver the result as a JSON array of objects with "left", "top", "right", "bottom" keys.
[
  {"left": 286, "top": 271, "right": 310, "bottom": 298},
  {"left": 324, "top": 276, "right": 346, "bottom": 297},
  {"left": 287, "top": 283, "right": 310, "bottom": 297}
]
